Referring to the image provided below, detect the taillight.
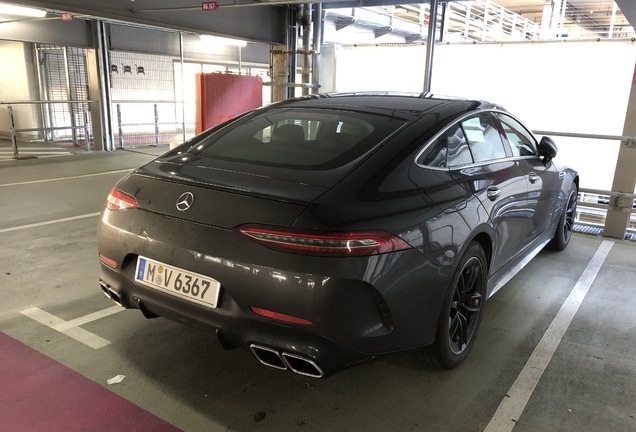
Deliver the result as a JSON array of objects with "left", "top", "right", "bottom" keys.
[
  {"left": 250, "top": 307, "right": 313, "bottom": 325},
  {"left": 105, "top": 188, "right": 137, "bottom": 210},
  {"left": 237, "top": 224, "right": 411, "bottom": 257}
]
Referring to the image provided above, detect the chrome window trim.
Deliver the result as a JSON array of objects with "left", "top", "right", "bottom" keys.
[
  {"left": 492, "top": 110, "right": 540, "bottom": 156},
  {"left": 414, "top": 109, "right": 540, "bottom": 171}
]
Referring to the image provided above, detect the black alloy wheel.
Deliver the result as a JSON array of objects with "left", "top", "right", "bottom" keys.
[
  {"left": 549, "top": 185, "right": 578, "bottom": 251},
  {"left": 418, "top": 241, "right": 487, "bottom": 369},
  {"left": 448, "top": 255, "right": 484, "bottom": 355}
]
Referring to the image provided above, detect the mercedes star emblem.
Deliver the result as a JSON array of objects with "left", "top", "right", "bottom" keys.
[{"left": 176, "top": 192, "right": 195, "bottom": 211}]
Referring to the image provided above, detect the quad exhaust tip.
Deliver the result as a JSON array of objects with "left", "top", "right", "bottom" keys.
[
  {"left": 99, "top": 282, "right": 123, "bottom": 307},
  {"left": 250, "top": 344, "right": 324, "bottom": 378}
]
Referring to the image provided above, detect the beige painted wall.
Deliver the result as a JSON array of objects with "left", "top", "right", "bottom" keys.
[{"left": 0, "top": 40, "right": 40, "bottom": 141}]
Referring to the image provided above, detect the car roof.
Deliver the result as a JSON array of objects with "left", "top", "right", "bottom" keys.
[{"left": 268, "top": 92, "right": 502, "bottom": 119}]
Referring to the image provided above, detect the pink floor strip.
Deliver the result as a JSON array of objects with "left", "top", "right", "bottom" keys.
[{"left": 0, "top": 332, "right": 181, "bottom": 432}]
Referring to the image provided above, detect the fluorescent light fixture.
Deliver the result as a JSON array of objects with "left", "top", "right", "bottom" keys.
[
  {"left": 199, "top": 34, "right": 247, "bottom": 47},
  {"left": 0, "top": 3, "right": 46, "bottom": 18}
]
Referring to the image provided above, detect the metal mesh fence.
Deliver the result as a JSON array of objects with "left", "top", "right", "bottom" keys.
[{"left": 108, "top": 25, "right": 271, "bottom": 149}]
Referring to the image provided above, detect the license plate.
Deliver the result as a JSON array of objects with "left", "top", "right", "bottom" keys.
[{"left": 135, "top": 256, "right": 220, "bottom": 308}]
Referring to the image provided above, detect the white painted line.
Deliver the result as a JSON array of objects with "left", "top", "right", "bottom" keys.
[
  {"left": 0, "top": 169, "right": 132, "bottom": 187},
  {"left": 65, "top": 305, "right": 123, "bottom": 329},
  {"left": 20, "top": 305, "right": 125, "bottom": 350},
  {"left": 0, "top": 212, "right": 101, "bottom": 234},
  {"left": 484, "top": 240, "right": 614, "bottom": 432}
]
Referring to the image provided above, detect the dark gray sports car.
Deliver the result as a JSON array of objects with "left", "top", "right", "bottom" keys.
[{"left": 97, "top": 93, "right": 578, "bottom": 377}]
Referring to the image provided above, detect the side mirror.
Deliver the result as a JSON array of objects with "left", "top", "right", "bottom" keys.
[{"left": 538, "top": 136, "right": 557, "bottom": 163}]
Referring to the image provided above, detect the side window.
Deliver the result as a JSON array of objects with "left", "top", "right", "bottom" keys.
[
  {"left": 495, "top": 114, "right": 538, "bottom": 157},
  {"left": 418, "top": 124, "right": 472, "bottom": 168},
  {"left": 461, "top": 114, "right": 507, "bottom": 163}
]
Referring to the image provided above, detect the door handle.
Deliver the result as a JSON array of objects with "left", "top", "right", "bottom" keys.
[
  {"left": 487, "top": 187, "right": 501, "bottom": 200},
  {"left": 528, "top": 172, "right": 539, "bottom": 183}
]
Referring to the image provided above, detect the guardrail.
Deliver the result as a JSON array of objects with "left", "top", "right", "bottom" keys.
[
  {"left": 112, "top": 100, "right": 194, "bottom": 149},
  {"left": 1, "top": 100, "right": 93, "bottom": 159},
  {"left": 535, "top": 130, "right": 636, "bottom": 240}
]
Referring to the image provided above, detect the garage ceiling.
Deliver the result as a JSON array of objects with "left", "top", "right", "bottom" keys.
[{"left": 4, "top": 1, "right": 636, "bottom": 42}]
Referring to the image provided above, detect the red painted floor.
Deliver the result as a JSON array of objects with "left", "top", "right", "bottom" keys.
[{"left": 0, "top": 332, "right": 181, "bottom": 432}]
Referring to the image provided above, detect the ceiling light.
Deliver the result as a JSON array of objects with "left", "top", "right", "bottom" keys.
[
  {"left": 199, "top": 34, "right": 247, "bottom": 47},
  {"left": 0, "top": 3, "right": 46, "bottom": 18}
]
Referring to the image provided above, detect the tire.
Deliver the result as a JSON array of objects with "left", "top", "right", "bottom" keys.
[
  {"left": 548, "top": 185, "right": 578, "bottom": 251},
  {"left": 417, "top": 241, "right": 487, "bottom": 369}
]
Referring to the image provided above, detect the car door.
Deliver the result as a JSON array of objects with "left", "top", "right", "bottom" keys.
[
  {"left": 449, "top": 113, "right": 532, "bottom": 274},
  {"left": 494, "top": 113, "right": 561, "bottom": 241}
]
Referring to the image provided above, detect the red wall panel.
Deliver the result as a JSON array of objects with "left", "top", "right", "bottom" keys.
[{"left": 195, "top": 73, "right": 263, "bottom": 134}]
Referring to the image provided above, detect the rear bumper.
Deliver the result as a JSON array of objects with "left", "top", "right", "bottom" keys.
[{"left": 99, "top": 266, "right": 369, "bottom": 377}]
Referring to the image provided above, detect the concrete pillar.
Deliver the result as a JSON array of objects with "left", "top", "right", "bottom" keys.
[{"left": 604, "top": 62, "right": 636, "bottom": 239}]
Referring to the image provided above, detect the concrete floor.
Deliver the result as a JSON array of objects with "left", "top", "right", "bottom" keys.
[{"left": 1, "top": 148, "right": 635, "bottom": 431}]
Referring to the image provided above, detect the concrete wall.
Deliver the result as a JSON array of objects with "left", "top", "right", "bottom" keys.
[{"left": 0, "top": 41, "right": 40, "bottom": 141}]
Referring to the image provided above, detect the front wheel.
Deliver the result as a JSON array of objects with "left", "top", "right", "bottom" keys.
[
  {"left": 417, "top": 241, "right": 487, "bottom": 369},
  {"left": 548, "top": 184, "right": 578, "bottom": 251}
]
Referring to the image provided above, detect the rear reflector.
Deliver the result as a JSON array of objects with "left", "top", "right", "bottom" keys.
[
  {"left": 237, "top": 224, "right": 411, "bottom": 257},
  {"left": 105, "top": 188, "right": 137, "bottom": 210},
  {"left": 98, "top": 253, "right": 117, "bottom": 267},
  {"left": 250, "top": 307, "right": 313, "bottom": 326}
]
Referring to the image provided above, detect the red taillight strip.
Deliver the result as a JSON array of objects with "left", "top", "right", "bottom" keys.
[
  {"left": 250, "top": 307, "right": 313, "bottom": 326},
  {"left": 98, "top": 253, "right": 117, "bottom": 267},
  {"left": 237, "top": 224, "right": 411, "bottom": 257},
  {"left": 105, "top": 188, "right": 137, "bottom": 210}
]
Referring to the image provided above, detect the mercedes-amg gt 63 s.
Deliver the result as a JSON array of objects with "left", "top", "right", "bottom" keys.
[{"left": 97, "top": 93, "right": 578, "bottom": 378}]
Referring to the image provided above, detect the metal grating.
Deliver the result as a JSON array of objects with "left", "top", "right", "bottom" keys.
[{"left": 38, "top": 44, "right": 90, "bottom": 145}]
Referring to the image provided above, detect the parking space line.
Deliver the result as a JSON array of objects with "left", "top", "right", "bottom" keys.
[
  {"left": 0, "top": 212, "right": 100, "bottom": 234},
  {"left": 20, "top": 306, "right": 125, "bottom": 349},
  {"left": 0, "top": 169, "right": 132, "bottom": 187},
  {"left": 484, "top": 240, "right": 614, "bottom": 432}
]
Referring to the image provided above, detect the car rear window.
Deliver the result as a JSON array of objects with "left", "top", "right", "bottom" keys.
[{"left": 185, "top": 108, "right": 406, "bottom": 170}]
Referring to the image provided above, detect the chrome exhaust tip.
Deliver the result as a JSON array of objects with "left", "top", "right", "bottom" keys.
[
  {"left": 99, "top": 281, "right": 122, "bottom": 307},
  {"left": 250, "top": 344, "right": 288, "bottom": 371},
  {"left": 250, "top": 344, "right": 325, "bottom": 378},
  {"left": 100, "top": 282, "right": 111, "bottom": 299},
  {"left": 282, "top": 352, "right": 324, "bottom": 378}
]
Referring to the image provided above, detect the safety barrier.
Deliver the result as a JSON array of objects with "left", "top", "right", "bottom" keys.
[
  {"left": 2, "top": 100, "right": 92, "bottom": 159},
  {"left": 113, "top": 100, "right": 194, "bottom": 149},
  {"left": 534, "top": 129, "right": 636, "bottom": 241}
]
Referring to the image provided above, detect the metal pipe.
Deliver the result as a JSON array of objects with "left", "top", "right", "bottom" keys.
[
  {"left": 154, "top": 103, "right": 160, "bottom": 146},
  {"left": 179, "top": 31, "right": 186, "bottom": 143},
  {"left": 117, "top": 103, "right": 123, "bottom": 148},
  {"left": 0, "top": 100, "right": 92, "bottom": 105},
  {"left": 8, "top": 106, "right": 18, "bottom": 158},
  {"left": 84, "top": 110, "right": 91, "bottom": 151},
  {"left": 439, "top": 1, "right": 448, "bottom": 43},
  {"left": 287, "top": 8, "right": 298, "bottom": 99},
  {"left": 532, "top": 131, "right": 636, "bottom": 142},
  {"left": 312, "top": 3, "right": 323, "bottom": 94},
  {"left": 423, "top": 0, "right": 438, "bottom": 93},
  {"left": 301, "top": 4, "right": 312, "bottom": 97},
  {"left": 134, "top": 0, "right": 325, "bottom": 12}
]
